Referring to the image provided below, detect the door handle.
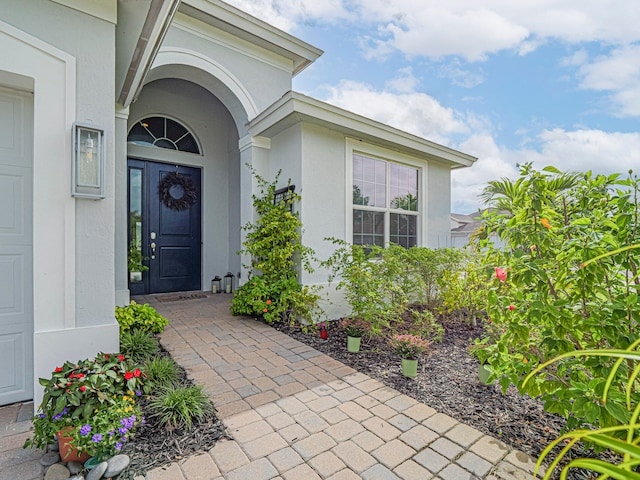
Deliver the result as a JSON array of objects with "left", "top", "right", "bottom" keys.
[{"left": 150, "top": 242, "right": 156, "bottom": 259}]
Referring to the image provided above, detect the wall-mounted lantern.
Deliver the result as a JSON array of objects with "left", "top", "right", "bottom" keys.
[
  {"left": 223, "top": 272, "right": 234, "bottom": 294},
  {"left": 211, "top": 276, "right": 222, "bottom": 294},
  {"left": 72, "top": 123, "right": 105, "bottom": 198}
]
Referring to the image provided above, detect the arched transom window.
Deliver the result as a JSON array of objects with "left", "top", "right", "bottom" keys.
[{"left": 127, "top": 116, "right": 200, "bottom": 154}]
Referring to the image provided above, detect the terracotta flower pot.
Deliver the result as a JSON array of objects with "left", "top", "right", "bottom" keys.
[
  {"left": 56, "top": 428, "right": 91, "bottom": 463},
  {"left": 347, "top": 336, "right": 361, "bottom": 353},
  {"left": 401, "top": 358, "right": 418, "bottom": 378}
]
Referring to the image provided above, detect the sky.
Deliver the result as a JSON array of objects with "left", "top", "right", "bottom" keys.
[{"left": 225, "top": 0, "right": 640, "bottom": 213}]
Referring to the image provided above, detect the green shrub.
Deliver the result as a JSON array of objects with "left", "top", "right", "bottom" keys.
[
  {"left": 145, "top": 356, "right": 180, "bottom": 389},
  {"left": 120, "top": 330, "right": 159, "bottom": 362},
  {"left": 232, "top": 167, "right": 321, "bottom": 324},
  {"left": 476, "top": 164, "right": 640, "bottom": 431},
  {"left": 406, "top": 308, "right": 444, "bottom": 342},
  {"left": 115, "top": 301, "right": 169, "bottom": 335},
  {"left": 149, "top": 384, "right": 214, "bottom": 430},
  {"left": 438, "top": 252, "right": 488, "bottom": 326}
]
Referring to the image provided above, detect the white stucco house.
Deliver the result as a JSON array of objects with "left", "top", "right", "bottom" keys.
[{"left": 0, "top": 0, "right": 476, "bottom": 408}]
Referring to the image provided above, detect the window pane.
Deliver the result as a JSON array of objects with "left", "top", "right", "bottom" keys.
[
  {"left": 353, "top": 155, "right": 363, "bottom": 181},
  {"left": 390, "top": 213, "right": 417, "bottom": 248},
  {"left": 353, "top": 210, "right": 384, "bottom": 246},
  {"left": 354, "top": 154, "right": 386, "bottom": 207},
  {"left": 390, "top": 164, "right": 418, "bottom": 211}
]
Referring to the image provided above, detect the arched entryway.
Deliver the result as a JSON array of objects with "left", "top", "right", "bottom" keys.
[{"left": 126, "top": 76, "right": 242, "bottom": 295}]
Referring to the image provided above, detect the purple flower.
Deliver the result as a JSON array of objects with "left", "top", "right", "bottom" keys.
[
  {"left": 91, "top": 433, "right": 103, "bottom": 443},
  {"left": 108, "top": 430, "right": 115, "bottom": 437},
  {"left": 80, "top": 424, "right": 92, "bottom": 436},
  {"left": 115, "top": 442, "right": 123, "bottom": 451},
  {"left": 38, "top": 413, "right": 46, "bottom": 419},
  {"left": 141, "top": 416, "right": 146, "bottom": 426},
  {"left": 135, "top": 390, "right": 142, "bottom": 397},
  {"left": 118, "top": 427, "right": 128, "bottom": 435}
]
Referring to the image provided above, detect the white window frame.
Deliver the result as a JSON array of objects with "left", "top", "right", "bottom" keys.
[{"left": 346, "top": 139, "right": 427, "bottom": 247}]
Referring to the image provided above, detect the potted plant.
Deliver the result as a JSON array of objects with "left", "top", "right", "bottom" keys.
[
  {"left": 389, "top": 334, "right": 430, "bottom": 378},
  {"left": 128, "top": 244, "right": 148, "bottom": 282},
  {"left": 63, "top": 394, "right": 144, "bottom": 463},
  {"left": 340, "top": 318, "right": 368, "bottom": 353},
  {"left": 24, "top": 353, "right": 146, "bottom": 460}
]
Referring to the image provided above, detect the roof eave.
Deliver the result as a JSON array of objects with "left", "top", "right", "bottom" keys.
[
  {"left": 180, "top": 0, "right": 323, "bottom": 76},
  {"left": 248, "top": 92, "right": 478, "bottom": 169}
]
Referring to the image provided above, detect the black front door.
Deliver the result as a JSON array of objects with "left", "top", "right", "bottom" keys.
[{"left": 128, "top": 159, "right": 202, "bottom": 294}]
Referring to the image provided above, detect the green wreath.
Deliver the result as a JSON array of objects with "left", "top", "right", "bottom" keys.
[{"left": 158, "top": 172, "right": 197, "bottom": 211}]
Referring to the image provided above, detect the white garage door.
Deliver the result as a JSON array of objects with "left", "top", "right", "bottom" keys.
[{"left": 0, "top": 85, "right": 33, "bottom": 405}]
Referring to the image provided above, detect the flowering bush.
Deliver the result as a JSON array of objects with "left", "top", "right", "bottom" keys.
[
  {"left": 389, "top": 334, "right": 430, "bottom": 359},
  {"left": 340, "top": 318, "right": 369, "bottom": 337},
  {"left": 65, "top": 394, "right": 144, "bottom": 459},
  {"left": 476, "top": 164, "right": 640, "bottom": 431},
  {"left": 24, "top": 353, "right": 146, "bottom": 451}
]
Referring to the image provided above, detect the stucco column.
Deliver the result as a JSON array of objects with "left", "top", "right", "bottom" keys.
[
  {"left": 237, "top": 135, "right": 271, "bottom": 284},
  {"left": 114, "top": 105, "right": 130, "bottom": 306}
]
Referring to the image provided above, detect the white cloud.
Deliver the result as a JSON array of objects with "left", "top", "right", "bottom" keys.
[
  {"left": 385, "top": 67, "right": 419, "bottom": 93},
  {"left": 225, "top": 0, "right": 640, "bottom": 62},
  {"left": 438, "top": 61, "right": 484, "bottom": 88},
  {"left": 322, "top": 80, "right": 469, "bottom": 143},
  {"left": 574, "top": 44, "right": 640, "bottom": 117}
]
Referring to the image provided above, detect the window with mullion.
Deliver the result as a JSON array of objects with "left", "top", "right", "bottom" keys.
[{"left": 352, "top": 153, "right": 419, "bottom": 247}]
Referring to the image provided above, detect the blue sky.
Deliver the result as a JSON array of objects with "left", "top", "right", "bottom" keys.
[{"left": 226, "top": 0, "right": 640, "bottom": 213}]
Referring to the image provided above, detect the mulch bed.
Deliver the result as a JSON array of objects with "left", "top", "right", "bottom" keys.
[
  {"left": 273, "top": 316, "right": 604, "bottom": 480},
  {"left": 117, "top": 345, "right": 228, "bottom": 480}
]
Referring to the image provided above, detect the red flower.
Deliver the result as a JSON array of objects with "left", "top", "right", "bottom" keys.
[
  {"left": 75, "top": 373, "right": 84, "bottom": 378},
  {"left": 80, "top": 385, "right": 86, "bottom": 392},
  {"left": 263, "top": 308, "right": 268, "bottom": 313},
  {"left": 124, "top": 372, "right": 134, "bottom": 380},
  {"left": 66, "top": 382, "right": 71, "bottom": 387},
  {"left": 104, "top": 354, "right": 109, "bottom": 359},
  {"left": 133, "top": 368, "right": 141, "bottom": 378},
  {"left": 266, "top": 300, "right": 272, "bottom": 305},
  {"left": 55, "top": 367, "right": 63, "bottom": 373},
  {"left": 117, "top": 355, "right": 125, "bottom": 362},
  {"left": 508, "top": 305, "right": 516, "bottom": 311},
  {"left": 495, "top": 267, "right": 507, "bottom": 282},
  {"left": 66, "top": 389, "right": 70, "bottom": 393},
  {"left": 68, "top": 373, "right": 75, "bottom": 379}
]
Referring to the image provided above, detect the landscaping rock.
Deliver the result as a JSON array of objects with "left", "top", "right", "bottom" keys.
[
  {"left": 86, "top": 461, "right": 108, "bottom": 480},
  {"left": 40, "top": 451, "right": 61, "bottom": 466},
  {"left": 104, "top": 454, "right": 130, "bottom": 477},
  {"left": 44, "top": 463, "right": 70, "bottom": 480},
  {"left": 69, "top": 476, "right": 85, "bottom": 480},
  {"left": 68, "top": 461, "right": 83, "bottom": 474}
]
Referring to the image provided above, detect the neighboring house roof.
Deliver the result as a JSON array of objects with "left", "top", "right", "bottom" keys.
[
  {"left": 248, "top": 91, "right": 478, "bottom": 169},
  {"left": 451, "top": 212, "right": 483, "bottom": 234}
]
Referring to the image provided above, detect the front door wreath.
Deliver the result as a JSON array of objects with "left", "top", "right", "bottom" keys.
[{"left": 158, "top": 171, "right": 197, "bottom": 211}]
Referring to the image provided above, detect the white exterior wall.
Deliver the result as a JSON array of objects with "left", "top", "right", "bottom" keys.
[
  {"left": 166, "top": 14, "right": 294, "bottom": 117},
  {"left": 128, "top": 78, "right": 239, "bottom": 290},
  {"left": 0, "top": 0, "right": 119, "bottom": 408},
  {"left": 426, "top": 162, "right": 453, "bottom": 248}
]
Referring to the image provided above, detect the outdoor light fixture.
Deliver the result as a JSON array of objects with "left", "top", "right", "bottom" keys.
[{"left": 72, "top": 123, "right": 105, "bottom": 198}]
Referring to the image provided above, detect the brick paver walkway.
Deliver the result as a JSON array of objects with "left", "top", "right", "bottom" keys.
[{"left": 0, "top": 294, "right": 542, "bottom": 479}]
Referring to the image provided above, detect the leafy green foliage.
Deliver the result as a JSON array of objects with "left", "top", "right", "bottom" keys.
[
  {"left": 439, "top": 252, "right": 488, "bottom": 326},
  {"left": 149, "top": 385, "right": 214, "bottom": 431},
  {"left": 24, "top": 353, "right": 146, "bottom": 450},
  {"left": 475, "top": 163, "right": 640, "bottom": 431},
  {"left": 115, "top": 301, "right": 169, "bottom": 335},
  {"left": 231, "top": 167, "right": 321, "bottom": 324},
  {"left": 322, "top": 240, "right": 457, "bottom": 338},
  {"left": 144, "top": 356, "right": 180, "bottom": 389},
  {"left": 524, "top": 345, "right": 640, "bottom": 480},
  {"left": 120, "top": 330, "right": 160, "bottom": 363}
]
